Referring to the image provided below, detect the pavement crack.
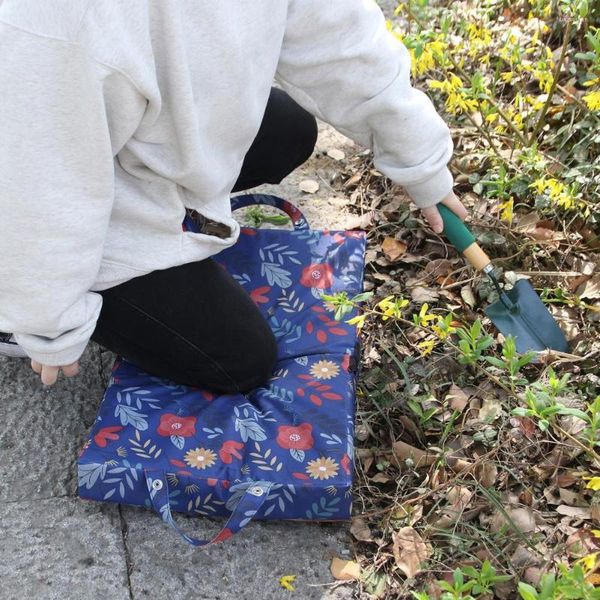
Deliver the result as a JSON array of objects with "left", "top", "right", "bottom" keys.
[{"left": 118, "top": 504, "right": 135, "bottom": 600}]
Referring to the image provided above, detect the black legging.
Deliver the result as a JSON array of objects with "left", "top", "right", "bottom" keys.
[{"left": 90, "top": 88, "right": 318, "bottom": 394}]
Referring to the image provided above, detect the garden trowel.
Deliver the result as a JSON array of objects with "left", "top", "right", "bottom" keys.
[{"left": 437, "top": 205, "right": 569, "bottom": 355}]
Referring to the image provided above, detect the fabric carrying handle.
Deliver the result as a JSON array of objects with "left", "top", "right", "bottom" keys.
[
  {"left": 231, "top": 193, "right": 310, "bottom": 231},
  {"left": 144, "top": 469, "right": 274, "bottom": 547}
]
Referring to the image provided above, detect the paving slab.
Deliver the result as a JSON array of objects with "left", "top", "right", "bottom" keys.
[
  {"left": 0, "top": 344, "right": 107, "bottom": 503},
  {"left": 122, "top": 504, "right": 355, "bottom": 600},
  {"left": 0, "top": 497, "right": 130, "bottom": 600}
]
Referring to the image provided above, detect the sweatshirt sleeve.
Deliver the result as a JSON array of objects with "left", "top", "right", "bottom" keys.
[
  {"left": 0, "top": 24, "right": 117, "bottom": 366},
  {"left": 275, "top": 0, "right": 454, "bottom": 208}
]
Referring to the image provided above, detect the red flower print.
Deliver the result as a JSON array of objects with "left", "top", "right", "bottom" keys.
[
  {"left": 299, "top": 263, "right": 333, "bottom": 289},
  {"left": 340, "top": 453, "right": 351, "bottom": 475},
  {"left": 297, "top": 374, "right": 343, "bottom": 406},
  {"left": 276, "top": 423, "right": 314, "bottom": 450},
  {"left": 157, "top": 414, "right": 197, "bottom": 437},
  {"left": 214, "top": 528, "right": 234, "bottom": 543},
  {"left": 305, "top": 305, "right": 350, "bottom": 344},
  {"left": 93, "top": 426, "right": 123, "bottom": 448},
  {"left": 241, "top": 227, "right": 257, "bottom": 236},
  {"left": 341, "top": 352, "right": 351, "bottom": 372},
  {"left": 250, "top": 286, "right": 271, "bottom": 305},
  {"left": 219, "top": 440, "right": 244, "bottom": 464}
]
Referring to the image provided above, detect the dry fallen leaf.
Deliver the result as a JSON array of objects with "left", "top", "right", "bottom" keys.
[
  {"left": 461, "top": 285, "right": 477, "bottom": 308},
  {"left": 411, "top": 286, "right": 440, "bottom": 303},
  {"left": 371, "top": 472, "right": 391, "bottom": 483},
  {"left": 474, "top": 461, "right": 498, "bottom": 487},
  {"left": 327, "top": 148, "right": 346, "bottom": 161},
  {"left": 447, "top": 384, "right": 470, "bottom": 412},
  {"left": 576, "top": 276, "right": 600, "bottom": 300},
  {"left": 392, "top": 527, "right": 432, "bottom": 578},
  {"left": 330, "top": 557, "right": 361, "bottom": 581},
  {"left": 490, "top": 507, "right": 537, "bottom": 533},
  {"left": 381, "top": 237, "right": 408, "bottom": 262},
  {"left": 299, "top": 179, "right": 319, "bottom": 194},
  {"left": 350, "top": 517, "right": 374, "bottom": 542},
  {"left": 479, "top": 397, "right": 503, "bottom": 422},
  {"left": 344, "top": 210, "right": 375, "bottom": 230},
  {"left": 556, "top": 505, "right": 592, "bottom": 519}
]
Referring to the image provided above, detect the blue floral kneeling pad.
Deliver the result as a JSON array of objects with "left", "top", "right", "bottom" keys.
[{"left": 78, "top": 194, "right": 366, "bottom": 544}]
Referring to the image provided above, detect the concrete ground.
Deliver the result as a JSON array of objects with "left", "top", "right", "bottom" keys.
[{"left": 0, "top": 121, "right": 364, "bottom": 600}]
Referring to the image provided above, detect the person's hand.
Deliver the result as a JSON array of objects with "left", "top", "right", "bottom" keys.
[
  {"left": 31, "top": 359, "right": 80, "bottom": 386},
  {"left": 420, "top": 191, "right": 468, "bottom": 234}
]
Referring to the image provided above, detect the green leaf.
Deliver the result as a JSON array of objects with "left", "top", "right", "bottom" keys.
[
  {"left": 351, "top": 292, "right": 374, "bottom": 303},
  {"left": 517, "top": 582, "right": 539, "bottom": 600},
  {"left": 556, "top": 406, "right": 589, "bottom": 421}
]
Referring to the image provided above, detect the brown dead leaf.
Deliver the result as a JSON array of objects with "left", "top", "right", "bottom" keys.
[
  {"left": 381, "top": 237, "right": 408, "bottom": 262},
  {"left": 490, "top": 507, "right": 537, "bottom": 533},
  {"left": 569, "top": 274, "right": 591, "bottom": 293},
  {"left": 344, "top": 210, "right": 375, "bottom": 231},
  {"left": 411, "top": 286, "right": 440, "bottom": 303},
  {"left": 559, "top": 488, "right": 586, "bottom": 506},
  {"left": 371, "top": 472, "right": 391, "bottom": 484},
  {"left": 330, "top": 557, "right": 361, "bottom": 581},
  {"left": 447, "top": 384, "right": 470, "bottom": 412},
  {"left": 343, "top": 172, "right": 362, "bottom": 189},
  {"left": 424, "top": 258, "right": 454, "bottom": 278},
  {"left": 392, "top": 527, "right": 432, "bottom": 578},
  {"left": 576, "top": 275, "right": 600, "bottom": 300},
  {"left": 392, "top": 440, "right": 471, "bottom": 472},
  {"left": 461, "top": 285, "right": 477, "bottom": 308},
  {"left": 350, "top": 517, "right": 374, "bottom": 542},
  {"left": 554, "top": 471, "right": 580, "bottom": 488},
  {"left": 556, "top": 505, "right": 592, "bottom": 519},
  {"left": 437, "top": 275, "right": 456, "bottom": 286},
  {"left": 474, "top": 462, "right": 498, "bottom": 487}
]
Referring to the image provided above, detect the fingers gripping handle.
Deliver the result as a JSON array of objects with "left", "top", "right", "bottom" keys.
[{"left": 437, "top": 204, "right": 492, "bottom": 272}]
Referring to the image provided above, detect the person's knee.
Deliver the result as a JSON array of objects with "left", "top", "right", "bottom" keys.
[
  {"left": 283, "top": 97, "right": 318, "bottom": 169},
  {"left": 233, "top": 326, "right": 279, "bottom": 393},
  {"left": 267, "top": 89, "right": 318, "bottom": 176}
]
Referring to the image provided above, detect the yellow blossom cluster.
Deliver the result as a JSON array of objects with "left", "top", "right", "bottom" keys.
[
  {"left": 529, "top": 177, "right": 588, "bottom": 214},
  {"left": 428, "top": 73, "right": 478, "bottom": 115}
]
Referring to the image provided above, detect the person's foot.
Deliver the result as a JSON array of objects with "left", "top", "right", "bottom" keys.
[{"left": 0, "top": 331, "right": 28, "bottom": 358}]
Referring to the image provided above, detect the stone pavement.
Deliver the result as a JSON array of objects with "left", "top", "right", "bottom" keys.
[{"left": 0, "top": 121, "right": 363, "bottom": 600}]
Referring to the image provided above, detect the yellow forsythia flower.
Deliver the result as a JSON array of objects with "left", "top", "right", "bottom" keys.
[
  {"left": 279, "top": 575, "right": 297, "bottom": 591},
  {"left": 586, "top": 477, "right": 600, "bottom": 491},
  {"left": 583, "top": 90, "right": 600, "bottom": 111},
  {"left": 417, "top": 303, "right": 437, "bottom": 327},
  {"left": 577, "top": 552, "right": 598, "bottom": 573},
  {"left": 417, "top": 340, "right": 436, "bottom": 356},
  {"left": 499, "top": 197, "right": 514, "bottom": 223},
  {"left": 346, "top": 314, "right": 366, "bottom": 329}
]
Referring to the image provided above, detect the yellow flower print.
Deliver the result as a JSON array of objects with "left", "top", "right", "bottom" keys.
[
  {"left": 306, "top": 457, "right": 339, "bottom": 480},
  {"left": 310, "top": 359, "right": 340, "bottom": 380},
  {"left": 184, "top": 447, "right": 217, "bottom": 470}
]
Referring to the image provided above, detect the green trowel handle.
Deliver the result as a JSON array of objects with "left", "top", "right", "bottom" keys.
[{"left": 438, "top": 204, "right": 492, "bottom": 272}]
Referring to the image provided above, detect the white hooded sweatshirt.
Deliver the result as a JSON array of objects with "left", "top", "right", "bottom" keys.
[{"left": 0, "top": 0, "right": 454, "bottom": 366}]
